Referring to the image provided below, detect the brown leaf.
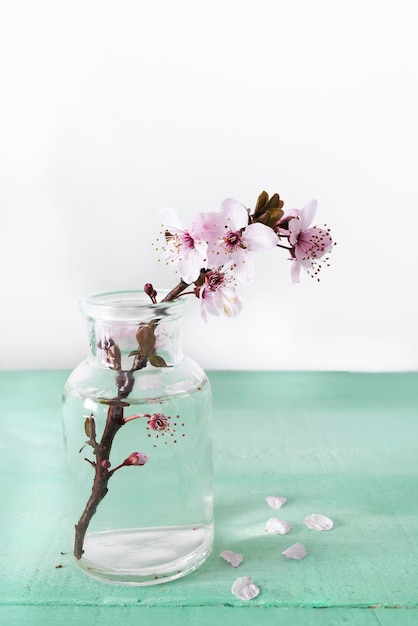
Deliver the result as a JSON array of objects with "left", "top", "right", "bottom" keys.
[
  {"left": 98, "top": 398, "right": 130, "bottom": 407},
  {"left": 136, "top": 324, "right": 156, "bottom": 356},
  {"left": 265, "top": 192, "right": 284, "bottom": 211},
  {"left": 257, "top": 206, "right": 284, "bottom": 228},
  {"left": 148, "top": 354, "right": 170, "bottom": 368},
  {"left": 84, "top": 416, "right": 96, "bottom": 440},
  {"left": 253, "top": 190, "right": 269, "bottom": 218},
  {"left": 108, "top": 344, "right": 122, "bottom": 370},
  {"left": 253, "top": 190, "right": 284, "bottom": 227}
]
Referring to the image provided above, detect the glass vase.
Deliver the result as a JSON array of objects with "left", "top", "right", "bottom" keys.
[{"left": 62, "top": 290, "right": 213, "bottom": 585}]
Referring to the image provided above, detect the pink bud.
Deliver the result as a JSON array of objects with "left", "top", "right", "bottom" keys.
[
  {"left": 101, "top": 459, "right": 111, "bottom": 469},
  {"left": 144, "top": 283, "right": 157, "bottom": 302},
  {"left": 124, "top": 452, "right": 148, "bottom": 466}
]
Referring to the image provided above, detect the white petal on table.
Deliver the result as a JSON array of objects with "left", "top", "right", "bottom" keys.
[
  {"left": 282, "top": 543, "right": 307, "bottom": 560},
  {"left": 265, "top": 518, "right": 292, "bottom": 535},
  {"left": 303, "top": 513, "right": 334, "bottom": 531},
  {"left": 231, "top": 576, "right": 260, "bottom": 601},
  {"left": 265, "top": 496, "right": 287, "bottom": 509},
  {"left": 220, "top": 550, "right": 244, "bottom": 568}
]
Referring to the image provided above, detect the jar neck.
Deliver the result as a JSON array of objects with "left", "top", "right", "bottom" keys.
[{"left": 80, "top": 291, "right": 186, "bottom": 370}]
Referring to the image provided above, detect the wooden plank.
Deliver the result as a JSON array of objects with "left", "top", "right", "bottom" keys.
[
  {"left": 1, "top": 370, "right": 417, "bottom": 623},
  {"left": 1, "top": 606, "right": 418, "bottom": 626}
]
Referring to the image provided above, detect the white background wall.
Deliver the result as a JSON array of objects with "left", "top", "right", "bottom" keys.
[{"left": 1, "top": 0, "right": 417, "bottom": 371}]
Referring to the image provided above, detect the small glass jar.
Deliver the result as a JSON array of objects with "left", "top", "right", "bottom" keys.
[{"left": 62, "top": 291, "right": 213, "bottom": 585}]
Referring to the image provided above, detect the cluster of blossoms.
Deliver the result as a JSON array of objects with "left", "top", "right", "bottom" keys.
[
  {"left": 157, "top": 191, "right": 333, "bottom": 320},
  {"left": 74, "top": 190, "right": 334, "bottom": 563}
]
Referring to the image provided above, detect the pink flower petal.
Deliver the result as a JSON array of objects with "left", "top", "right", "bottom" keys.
[
  {"left": 265, "top": 496, "right": 286, "bottom": 510},
  {"left": 299, "top": 199, "right": 318, "bottom": 229},
  {"left": 220, "top": 550, "right": 244, "bottom": 568},
  {"left": 303, "top": 513, "right": 333, "bottom": 531},
  {"left": 290, "top": 258, "right": 302, "bottom": 284},
  {"left": 243, "top": 221, "right": 278, "bottom": 252},
  {"left": 232, "top": 247, "right": 255, "bottom": 284},
  {"left": 282, "top": 543, "right": 307, "bottom": 560},
  {"left": 231, "top": 576, "right": 260, "bottom": 601},
  {"left": 178, "top": 245, "right": 207, "bottom": 284},
  {"left": 220, "top": 198, "right": 249, "bottom": 230},
  {"left": 198, "top": 267, "right": 242, "bottom": 321},
  {"left": 159, "top": 207, "right": 183, "bottom": 231},
  {"left": 265, "top": 518, "right": 292, "bottom": 535}
]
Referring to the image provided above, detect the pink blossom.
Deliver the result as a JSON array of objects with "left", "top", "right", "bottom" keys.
[
  {"left": 146, "top": 413, "right": 170, "bottom": 432},
  {"left": 205, "top": 198, "right": 278, "bottom": 283},
  {"left": 160, "top": 208, "right": 209, "bottom": 283},
  {"left": 197, "top": 267, "right": 242, "bottom": 322},
  {"left": 287, "top": 200, "right": 333, "bottom": 283}
]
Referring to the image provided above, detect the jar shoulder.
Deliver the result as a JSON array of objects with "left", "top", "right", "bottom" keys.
[{"left": 64, "top": 355, "right": 210, "bottom": 403}]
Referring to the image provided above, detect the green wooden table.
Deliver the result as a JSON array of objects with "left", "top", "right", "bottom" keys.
[{"left": 1, "top": 370, "right": 417, "bottom": 625}]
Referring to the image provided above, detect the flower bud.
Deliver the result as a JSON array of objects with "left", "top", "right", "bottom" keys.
[
  {"left": 144, "top": 283, "right": 157, "bottom": 301},
  {"left": 124, "top": 452, "right": 148, "bottom": 466}
]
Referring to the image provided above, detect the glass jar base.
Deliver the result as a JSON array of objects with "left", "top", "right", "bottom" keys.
[{"left": 76, "top": 523, "right": 214, "bottom": 585}]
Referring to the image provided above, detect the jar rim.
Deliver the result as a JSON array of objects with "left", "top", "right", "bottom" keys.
[{"left": 79, "top": 290, "right": 187, "bottom": 321}]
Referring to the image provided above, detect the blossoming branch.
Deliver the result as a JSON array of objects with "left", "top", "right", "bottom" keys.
[
  {"left": 152, "top": 191, "right": 334, "bottom": 318},
  {"left": 72, "top": 190, "right": 333, "bottom": 562}
]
